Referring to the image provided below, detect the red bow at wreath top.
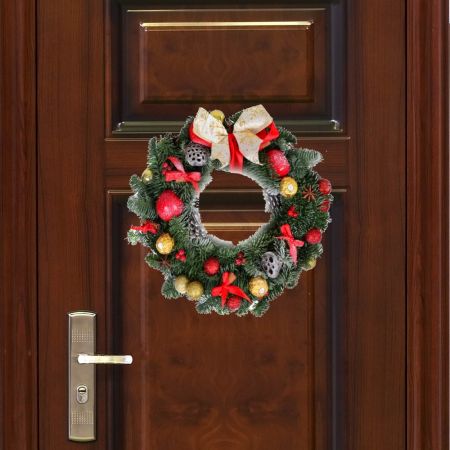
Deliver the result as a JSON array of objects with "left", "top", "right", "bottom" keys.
[
  {"left": 164, "top": 156, "right": 201, "bottom": 191},
  {"left": 212, "top": 272, "right": 251, "bottom": 307},
  {"left": 189, "top": 105, "right": 279, "bottom": 172},
  {"left": 277, "top": 224, "right": 304, "bottom": 265}
]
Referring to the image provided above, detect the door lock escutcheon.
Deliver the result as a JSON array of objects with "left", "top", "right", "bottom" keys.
[{"left": 68, "top": 311, "right": 133, "bottom": 442}]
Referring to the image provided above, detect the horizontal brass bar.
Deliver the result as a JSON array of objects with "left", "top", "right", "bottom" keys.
[
  {"left": 204, "top": 222, "right": 263, "bottom": 230},
  {"left": 140, "top": 20, "right": 312, "bottom": 29}
]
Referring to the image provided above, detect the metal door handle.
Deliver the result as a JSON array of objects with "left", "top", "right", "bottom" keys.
[
  {"left": 68, "top": 311, "right": 133, "bottom": 442},
  {"left": 77, "top": 354, "right": 133, "bottom": 364}
]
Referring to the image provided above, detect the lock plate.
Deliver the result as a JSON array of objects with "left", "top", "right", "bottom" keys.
[{"left": 68, "top": 312, "right": 96, "bottom": 441}]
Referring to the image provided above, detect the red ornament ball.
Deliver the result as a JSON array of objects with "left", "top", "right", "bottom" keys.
[
  {"left": 267, "top": 150, "right": 291, "bottom": 177},
  {"left": 320, "top": 199, "right": 331, "bottom": 212},
  {"left": 156, "top": 190, "right": 183, "bottom": 222},
  {"left": 226, "top": 296, "right": 242, "bottom": 312},
  {"left": 305, "top": 228, "right": 322, "bottom": 244},
  {"left": 318, "top": 178, "right": 332, "bottom": 195},
  {"left": 203, "top": 257, "right": 220, "bottom": 275}
]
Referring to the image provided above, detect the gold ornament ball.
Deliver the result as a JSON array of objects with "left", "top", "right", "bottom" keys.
[
  {"left": 174, "top": 275, "right": 189, "bottom": 294},
  {"left": 155, "top": 233, "right": 174, "bottom": 255},
  {"left": 303, "top": 258, "right": 317, "bottom": 271},
  {"left": 186, "top": 281, "right": 204, "bottom": 300},
  {"left": 210, "top": 109, "right": 225, "bottom": 123},
  {"left": 141, "top": 168, "right": 153, "bottom": 184},
  {"left": 249, "top": 276, "right": 269, "bottom": 298},
  {"left": 280, "top": 176, "right": 298, "bottom": 198}
]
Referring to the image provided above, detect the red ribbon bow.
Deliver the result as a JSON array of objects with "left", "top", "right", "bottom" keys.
[
  {"left": 211, "top": 272, "right": 251, "bottom": 307},
  {"left": 189, "top": 122, "right": 279, "bottom": 172},
  {"left": 164, "top": 156, "right": 201, "bottom": 191},
  {"left": 276, "top": 224, "right": 304, "bottom": 265},
  {"left": 130, "top": 221, "right": 158, "bottom": 234}
]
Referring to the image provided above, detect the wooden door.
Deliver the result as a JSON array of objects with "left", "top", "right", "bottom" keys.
[{"left": 29, "top": 0, "right": 412, "bottom": 448}]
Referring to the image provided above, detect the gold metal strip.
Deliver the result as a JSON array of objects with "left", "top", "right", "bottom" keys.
[
  {"left": 204, "top": 222, "right": 263, "bottom": 230},
  {"left": 140, "top": 21, "right": 312, "bottom": 29}
]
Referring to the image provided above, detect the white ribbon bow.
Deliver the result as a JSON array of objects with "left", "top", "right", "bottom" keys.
[{"left": 192, "top": 104, "right": 274, "bottom": 168}]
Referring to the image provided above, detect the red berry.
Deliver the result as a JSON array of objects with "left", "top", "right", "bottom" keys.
[
  {"left": 318, "top": 179, "right": 332, "bottom": 195},
  {"left": 267, "top": 150, "right": 291, "bottom": 177},
  {"left": 235, "top": 252, "right": 246, "bottom": 266},
  {"left": 156, "top": 190, "right": 183, "bottom": 222},
  {"left": 226, "top": 296, "right": 241, "bottom": 312},
  {"left": 305, "top": 228, "right": 322, "bottom": 244},
  {"left": 203, "top": 257, "right": 220, "bottom": 275},
  {"left": 320, "top": 199, "right": 331, "bottom": 212},
  {"left": 176, "top": 249, "right": 186, "bottom": 262}
]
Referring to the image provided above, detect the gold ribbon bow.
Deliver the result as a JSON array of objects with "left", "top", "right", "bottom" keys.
[{"left": 191, "top": 104, "right": 277, "bottom": 170}]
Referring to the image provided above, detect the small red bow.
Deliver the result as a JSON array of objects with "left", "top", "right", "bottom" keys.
[
  {"left": 164, "top": 156, "right": 201, "bottom": 191},
  {"left": 211, "top": 272, "right": 251, "bottom": 307},
  {"left": 130, "top": 221, "right": 158, "bottom": 234},
  {"left": 287, "top": 205, "right": 299, "bottom": 218},
  {"left": 276, "top": 224, "right": 304, "bottom": 265}
]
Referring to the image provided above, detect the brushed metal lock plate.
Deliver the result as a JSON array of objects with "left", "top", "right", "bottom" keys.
[
  {"left": 68, "top": 311, "right": 133, "bottom": 442},
  {"left": 68, "top": 312, "right": 96, "bottom": 442}
]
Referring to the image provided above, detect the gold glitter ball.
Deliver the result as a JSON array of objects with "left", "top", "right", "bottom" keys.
[
  {"left": 186, "top": 281, "right": 204, "bottom": 300},
  {"left": 141, "top": 168, "right": 153, "bottom": 184},
  {"left": 303, "top": 258, "right": 317, "bottom": 271},
  {"left": 174, "top": 275, "right": 189, "bottom": 294},
  {"left": 155, "top": 233, "right": 174, "bottom": 255},
  {"left": 280, "top": 177, "right": 298, "bottom": 198},
  {"left": 209, "top": 109, "right": 225, "bottom": 123},
  {"left": 249, "top": 276, "right": 269, "bottom": 298}
]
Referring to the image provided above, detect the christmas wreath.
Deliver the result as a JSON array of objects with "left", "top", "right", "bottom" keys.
[{"left": 127, "top": 105, "right": 332, "bottom": 316}]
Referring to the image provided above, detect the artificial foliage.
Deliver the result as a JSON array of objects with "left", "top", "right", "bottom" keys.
[{"left": 127, "top": 105, "right": 332, "bottom": 316}]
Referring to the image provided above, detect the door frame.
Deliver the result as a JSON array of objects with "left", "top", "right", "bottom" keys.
[{"left": 0, "top": 0, "right": 448, "bottom": 449}]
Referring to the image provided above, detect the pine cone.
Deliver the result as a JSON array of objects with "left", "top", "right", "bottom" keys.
[{"left": 263, "top": 190, "right": 282, "bottom": 213}]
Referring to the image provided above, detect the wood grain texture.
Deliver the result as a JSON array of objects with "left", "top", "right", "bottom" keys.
[
  {"left": 104, "top": 138, "right": 350, "bottom": 190},
  {"left": 346, "top": 0, "right": 406, "bottom": 448},
  {"left": 0, "top": 1, "right": 38, "bottom": 450},
  {"left": 407, "top": 1, "right": 449, "bottom": 449},
  {"left": 109, "top": 5, "right": 335, "bottom": 134},
  {"left": 108, "top": 193, "right": 336, "bottom": 450},
  {"left": 37, "top": 0, "right": 107, "bottom": 448}
]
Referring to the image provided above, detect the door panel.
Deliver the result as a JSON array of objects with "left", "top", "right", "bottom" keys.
[
  {"left": 106, "top": 189, "right": 344, "bottom": 449},
  {"left": 38, "top": 1, "right": 405, "bottom": 449}
]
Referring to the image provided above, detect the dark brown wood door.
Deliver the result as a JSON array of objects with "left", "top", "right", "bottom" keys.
[{"left": 37, "top": 1, "right": 405, "bottom": 449}]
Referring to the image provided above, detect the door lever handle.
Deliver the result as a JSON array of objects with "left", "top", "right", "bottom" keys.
[
  {"left": 77, "top": 353, "right": 133, "bottom": 365},
  {"left": 68, "top": 311, "right": 133, "bottom": 442}
]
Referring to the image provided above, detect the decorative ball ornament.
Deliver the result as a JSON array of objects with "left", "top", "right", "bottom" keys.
[
  {"left": 156, "top": 190, "right": 184, "bottom": 221},
  {"left": 303, "top": 258, "right": 317, "bottom": 271},
  {"left": 174, "top": 275, "right": 189, "bottom": 294},
  {"left": 226, "top": 296, "right": 242, "bottom": 312},
  {"left": 267, "top": 150, "right": 291, "bottom": 177},
  {"left": 186, "top": 281, "right": 204, "bottom": 300},
  {"left": 210, "top": 109, "right": 225, "bottom": 122},
  {"left": 249, "top": 276, "right": 269, "bottom": 298},
  {"left": 203, "top": 257, "right": 220, "bottom": 276},
  {"left": 141, "top": 168, "right": 153, "bottom": 184},
  {"left": 156, "top": 233, "right": 174, "bottom": 254},
  {"left": 320, "top": 199, "right": 331, "bottom": 212},
  {"left": 127, "top": 105, "right": 332, "bottom": 316},
  {"left": 305, "top": 228, "right": 322, "bottom": 244},
  {"left": 261, "top": 251, "right": 282, "bottom": 279},
  {"left": 279, "top": 177, "right": 298, "bottom": 198},
  {"left": 318, "top": 178, "right": 332, "bottom": 195},
  {"left": 185, "top": 143, "right": 210, "bottom": 167}
]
